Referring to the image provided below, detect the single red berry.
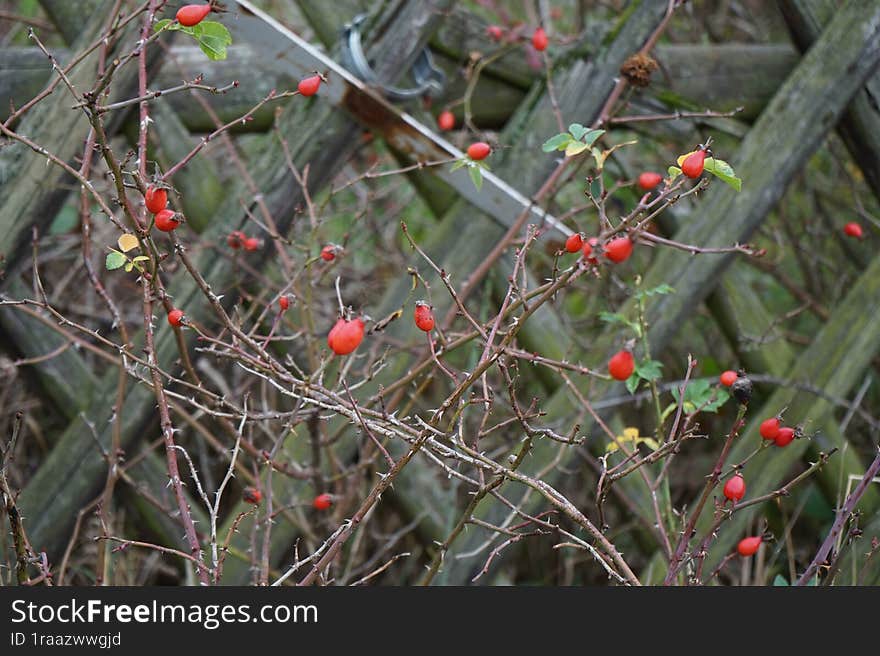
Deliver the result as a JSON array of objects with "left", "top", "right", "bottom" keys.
[
  {"left": 243, "top": 237, "right": 260, "bottom": 251},
  {"left": 723, "top": 474, "right": 746, "bottom": 502},
  {"left": 467, "top": 142, "right": 491, "bottom": 161},
  {"left": 320, "top": 244, "right": 337, "bottom": 261},
  {"left": 759, "top": 417, "right": 780, "bottom": 440},
  {"left": 608, "top": 349, "right": 635, "bottom": 381},
  {"left": 719, "top": 370, "right": 738, "bottom": 387},
  {"left": 414, "top": 301, "right": 435, "bottom": 332},
  {"left": 565, "top": 233, "right": 584, "bottom": 253},
  {"left": 167, "top": 308, "right": 185, "bottom": 327},
  {"left": 532, "top": 27, "right": 548, "bottom": 51},
  {"left": 737, "top": 536, "right": 762, "bottom": 557},
  {"left": 144, "top": 186, "right": 167, "bottom": 214},
  {"left": 604, "top": 237, "right": 633, "bottom": 263},
  {"left": 582, "top": 237, "right": 600, "bottom": 264},
  {"left": 681, "top": 149, "right": 707, "bottom": 179},
  {"left": 328, "top": 317, "right": 365, "bottom": 355},
  {"left": 278, "top": 295, "right": 290, "bottom": 312},
  {"left": 176, "top": 3, "right": 211, "bottom": 27},
  {"left": 227, "top": 230, "right": 246, "bottom": 249},
  {"left": 437, "top": 110, "right": 455, "bottom": 131},
  {"left": 486, "top": 25, "right": 504, "bottom": 42},
  {"left": 313, "top": 493, "right": 333, "bottom": 511},
  {"left": 298, "top": 74, "right": 321, "bottom": 97},
  {"left": 242, "top": 486, "right": 262, "bottom": 505},
  {"left": 154, "top": 209, "right": 180, "bottom": 232},
  {"left": 774, "top": 426, "right": 796, "bottom": 447},
  {"left": 843, "top": 222, "right": 864, "bottom": 239},
  {"left": 638, "top": 172, "right": 663, "bottom": 191}
]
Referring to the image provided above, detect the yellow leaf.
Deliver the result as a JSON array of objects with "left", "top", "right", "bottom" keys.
[
  {"left": 677, "top": 150, "right": 698, "bottom": 167},
  {"left": 565, "top": 141, "right": 589, "bottom": 157},
  {"left": 117, "top": 233, "right": 139, "bottom": 252},
  {"left": 606, "top": 427, "right": 641, "bottom": 453}
]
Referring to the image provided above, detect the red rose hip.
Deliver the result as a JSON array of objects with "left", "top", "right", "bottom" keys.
[
  {"left": 737, "top": 536, "right": 762, "bottom": 557},
  {"left": 759, "top": 417, "right": 780, "bottom": 440},
  {"left": 176, "top": 3, "right": 211, "bottom": 27},
  {"left": 313, "top": 493, "right": 333, "bottom": 511},
  {"left": 298, "top": 75, "right": 322, "bottom": 97},
  {"left": 723, "top": 474, "right": 746, "bottom": 502},
  {"left": 144, "top": 186, "right": 167, "bottom": 213},
  {"left": 774, "top": 426, "right": 796, "bottom": 447},
  {"left": 565, "top": 233, "right": 584, "bottom": 253},
  {"left": 414, "top": 301, "right": 435, "bottom": 332},
  {"left": 278, "top": 295, "right": 290, "bottom": 312},
  {"left": 608, "top": 349, "right": 635, "bottom": 381},
  {"left": 327, "top": 317, "right": 365, "bottom": 355},
  {"left": 532, "top": 27, "right": 548, "bottom": 51},
  {"left": 467, "top": 142, "right": 491, "bottom": 161},
  {"left": 604, "top": 237, "right": 633, "bottom": 263},
  {"left": 437, "top": 110, "right": 455, "bottom": 131},
  {"left": 486, "top": 25, "right": 504, "bottom": 42},
  {"left": 844, "top": 222, "right": 863, "bottom": 239},
  {"left": 637, "top": 172, "right": 663, "bottom": 191},
  {"left": 154, "top": 209, "right": 180, "bottom": 232},
  {"left": 167, "top": 308, "right": 185, "bottom": 327},
  {"left": 719, "top": 370, "right": 738, "bottom": 387},
  {"left": 681, "top": 149, "right": 707, "bottom": 179},
  {"left": 242, "top": 486, "right": 262, "bottom": 505}
]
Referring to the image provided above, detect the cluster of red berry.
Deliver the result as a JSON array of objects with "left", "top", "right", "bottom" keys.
[
  {"left": 144, "top": 185, "right": 180, "bottom": 232},
  {"left": 242, "top": 486, "right": 333, "bottom": 512},
  {"left": 226, "top": 230, "right": 261, "bottom": 252},
  {"left": 717, "top": 369, "right": 802, "bottom": 558}
]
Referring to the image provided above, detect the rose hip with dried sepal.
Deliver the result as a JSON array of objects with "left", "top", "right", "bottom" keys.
[
  {"left": 167, "top": 308, "right": 185, "bottom": 327},
  {"left": 565, "top": 233, "right": 584, "bottom": 253},
  {"left": 414, "top": 301, "right": 435, "bottom": 332},
  {"left": 242, "top": 486, "right": 262, "bottom": 505}
]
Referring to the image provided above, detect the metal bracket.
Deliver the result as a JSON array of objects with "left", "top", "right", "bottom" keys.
[
  {"left": 230, "top": 0, "right": 570, "bottom": 237},
  {"left": 340, "top": 14, "right": 445, "bottom": 102}
]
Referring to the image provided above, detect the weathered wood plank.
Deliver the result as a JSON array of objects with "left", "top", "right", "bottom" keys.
[{"left": 440, "top": 0, "right": 880, "bottom": 583}]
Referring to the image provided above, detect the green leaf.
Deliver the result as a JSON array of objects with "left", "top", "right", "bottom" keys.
[
  {"left": 597, "top": 311, "right": 641, "bottom": 336},
  {"left": 589, "top": 177, "right": 602, "bottom": 200},
  {"left": 635, "top": 283, "right": 675, "bottom": 300},
  {"left": 450, "top": 158, "right": 467, "bottom": 172},
  {"left": 131, "top": 256, "right": 150, "bottom": 263},
  {"left": 468, "top": 165, "right": 483, "bottom": 191},
  {"left": 154, "top": 19, "right": 173, "bottom": 32},
  {"left": 105, "top": 250, "right": 126, "bottom": 271},
  {"left": 704, "top": 157, "right": 742, "bottom": 192},
  {"left": 568, "top": 123, "right": 587, "bottom": 141},
  {"left": 192, "top": 21, "right": 232, "bottom": 61},
  {"left": 635, "top": 359, "right": 663, "bottom": 382},
  {"left": 124, "top": 261, "right": 134, "bottom": 272},
  {"left": 668, "top": 165, "right": 682, "bottom": 178},
  {"left": 542, "top": 133, "right": 572, "bottom": 153},
  {"left": 671, "top": 379, "right": 730, "bottom": 414},
  {"left": 772, "top": 574, "right": 789, "bottom": 586},
  {"left": 564, "top": 141, "right": 590, "bottom": 157},
  {"left": 625, "top": 373, "right": 640, "bottom": 394},
  {"left": 581, "top": 129, "right": 605, "bottom": 147}
]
